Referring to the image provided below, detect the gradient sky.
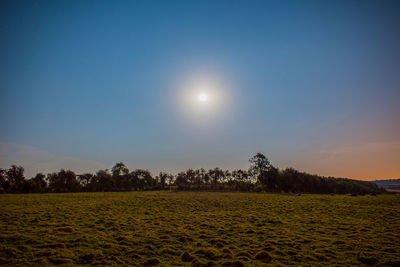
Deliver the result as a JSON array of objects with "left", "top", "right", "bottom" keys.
[{"left": 1, "top": 0, "right": 399, "bottom": 180}]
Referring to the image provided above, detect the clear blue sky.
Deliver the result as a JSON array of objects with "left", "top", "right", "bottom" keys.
[{"left": 1, "top": 0, "right": 399, "bottom": 179}]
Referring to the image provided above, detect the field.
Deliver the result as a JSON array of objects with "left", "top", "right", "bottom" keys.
[{"left": 1, "top": 192, "right": 400, "bottom": 266}]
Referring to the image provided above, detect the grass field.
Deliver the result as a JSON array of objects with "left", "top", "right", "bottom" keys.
[{"left": 1, "top": 192, "right": 399, "bottom": 266}]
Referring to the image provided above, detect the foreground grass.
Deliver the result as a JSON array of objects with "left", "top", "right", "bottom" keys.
[{"left": 0, "top": 192, "right": 399, "bottom": 266}]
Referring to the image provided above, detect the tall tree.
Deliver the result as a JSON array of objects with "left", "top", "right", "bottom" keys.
[
  {"left": 30, "top": 173, "right": 47, "bottom": 193},
  {"left": 249, "top": 153, "right": 271, "bottom": 180},
  {"left": 6, "top": 165, "right": 25, "bottom": 193},
  {"left": 175, "top": 171, "right": 190, "bottom": 190},
  {"left": 249, "top": 153, "right": 279, "bottom": 190},
  {"left": 208, "top": 168, "right": 225, "bottom": 190},
  {"left": 157, "top": 172, "right": 173, "bottom": 190},
  {"left": 111, "top": 162, "right": 129, "bottom": 177},
  {"left": 111, "top": 162, "right": 130, "bottom": 191},
  {"left": 94, "top": 169, "right": 113, "bottom": 192},
  {"left": 132, "top": 169, "right": 154, "bottom": 190}
]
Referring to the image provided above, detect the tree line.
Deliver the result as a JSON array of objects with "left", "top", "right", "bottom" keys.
[{"left": 0, "top": 153, "right": 384, "bottom": 194}]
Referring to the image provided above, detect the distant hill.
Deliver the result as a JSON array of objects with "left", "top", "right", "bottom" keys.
[{"left": 372, "top": 179, "right": 400, "bottom": 192}]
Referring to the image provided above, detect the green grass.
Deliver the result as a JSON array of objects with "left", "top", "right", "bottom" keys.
[{"left": 1, "top": 192, "right": 399, "bottom": 266}]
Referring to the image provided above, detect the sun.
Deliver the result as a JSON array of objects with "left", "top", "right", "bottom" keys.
[
  {"left": 175, "top": 74, "right": 231, "bottom": 124},
  {"left": 198, "top": 93, "right": 209, "bottom": 102}
]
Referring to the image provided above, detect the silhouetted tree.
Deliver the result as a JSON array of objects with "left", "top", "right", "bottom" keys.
[
  {"left": 231, "top": 169, "right": 250, "bottom": 191},
  {"left": 166, "top": 172, "right": 175, "bottom": 185},
  {"left": 6, "top": 165, "right": 25, "bottom": 193},
  {"left": 208, "top": 168, "right": 225, "bottom": 190},
  {"left": 0, "top": 157, "right": 385, "bottom": 194},
  {"left": 29, "top": 173, "right": 47, "bottom": 193},
  {"left": 111, "top": 162, "right": 129, "bottom": 176},
  {"left": 175, "top": 171, "right": 190, "bottom": 190},
  {"left": 156, "top": 172, "right": 173, "bottom": 190},
  {"left": 185, "top": 169, "right": 197, "bottom": 189},
  {"left": 193, "top": 169, "right": 204, "bottom": 189},
  {"left": 232, "top": 170, "right": 249, "bottom": 182},
  {"left": 132, "top": 169, "right": 154, "bottom": 190},
  {"left": 202, "top": 169, "right": 210, "bottom": 188},
  {"left": 47, "top": 169, "right": 81, "bottom": 193},
  {"left": 249, "top": 153, "right": 271, "bottom": 180},
  {"left": 249, "top": 153, "right": 280, "bottom": 191},
  {"left": 92, "top": 169, "right": 112, "bottom": 191},
  {"left": 0, "top": 168, "right": 7, "bottom": 193},
  {"left": 78, "top": 173, "right": 94, "bottom": 191},
  {"left": 111, "top": 162, "right": 131, "bottom": 191}
]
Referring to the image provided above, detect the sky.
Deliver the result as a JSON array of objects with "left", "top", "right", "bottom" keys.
[{"left": 1, "top": 0, "right": 399, "bottom": 180}]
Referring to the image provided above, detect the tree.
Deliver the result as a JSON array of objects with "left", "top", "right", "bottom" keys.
[
  {"left": 111, "top": 162, "right": 130, "bottom": 191},
  {"left": 249, "top": 153, "right": 279, "bottom": 190},
  {"left": 249, "top": 153, "right": 271, "bottom": 180},
  {"left": 280, "top": 168, "right": 298, "bottom": 193},
  {"left": 175, "top": 171, "right": 190, "bottom": 190},
  {"left": 29, "top": 173, "right": 47, "bottom": 193},
  {"left": 47, "top": 169, "right": 81, "bottom": 193},
  {"left": 193, "top": 169, "right": 204, "bottom": 190},
  {"left": 208, "top": 168, "right": 225, "bottom": 190},
  {"left": 78, "top": 173, "right": 94, "bottom": 191},
  {"left": 0, "top": 154, "right": 385, "bottom": 194},
  {"left": 157, "top": 172, "right": 173, "bottom": 190},
  {"left": 232, "top": 170, "right": 249, "bottom": 182},
  {"left": 6, "top": 165, "right": 25, "bottom": 193},
  {"left": 132, "top": 169, "right": 154, "bottom": 190},
  {"left": 166, "top": 173, "right": 175, "bottom": 186},
  {"left": 264, "top": 166, "right": 280, "bottom": 192},
  {"left": 111, "top": 162, "right": 129, "bottom": 177},
  {"left": 231, "top": 169, "right": 250, "bottom": 191},
  {"left": 202, "top": 169, "right": 210, "bottom": 188},
  {"left": 185, "top": 169, "right": 196, "bottom": 189},
  {"left": 0, "top": 168, "right": 7, "bottom": 193},
  {"left": 94, "top": 169, "right": 112, "bottom": 192}
]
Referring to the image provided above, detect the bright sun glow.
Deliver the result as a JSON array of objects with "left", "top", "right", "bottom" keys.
[
  {"left": 174, "top": 73, "right": 232, "bottom": 126},
  {"left": 198, "top": 93, "right": 208, "bottom": 102}
]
